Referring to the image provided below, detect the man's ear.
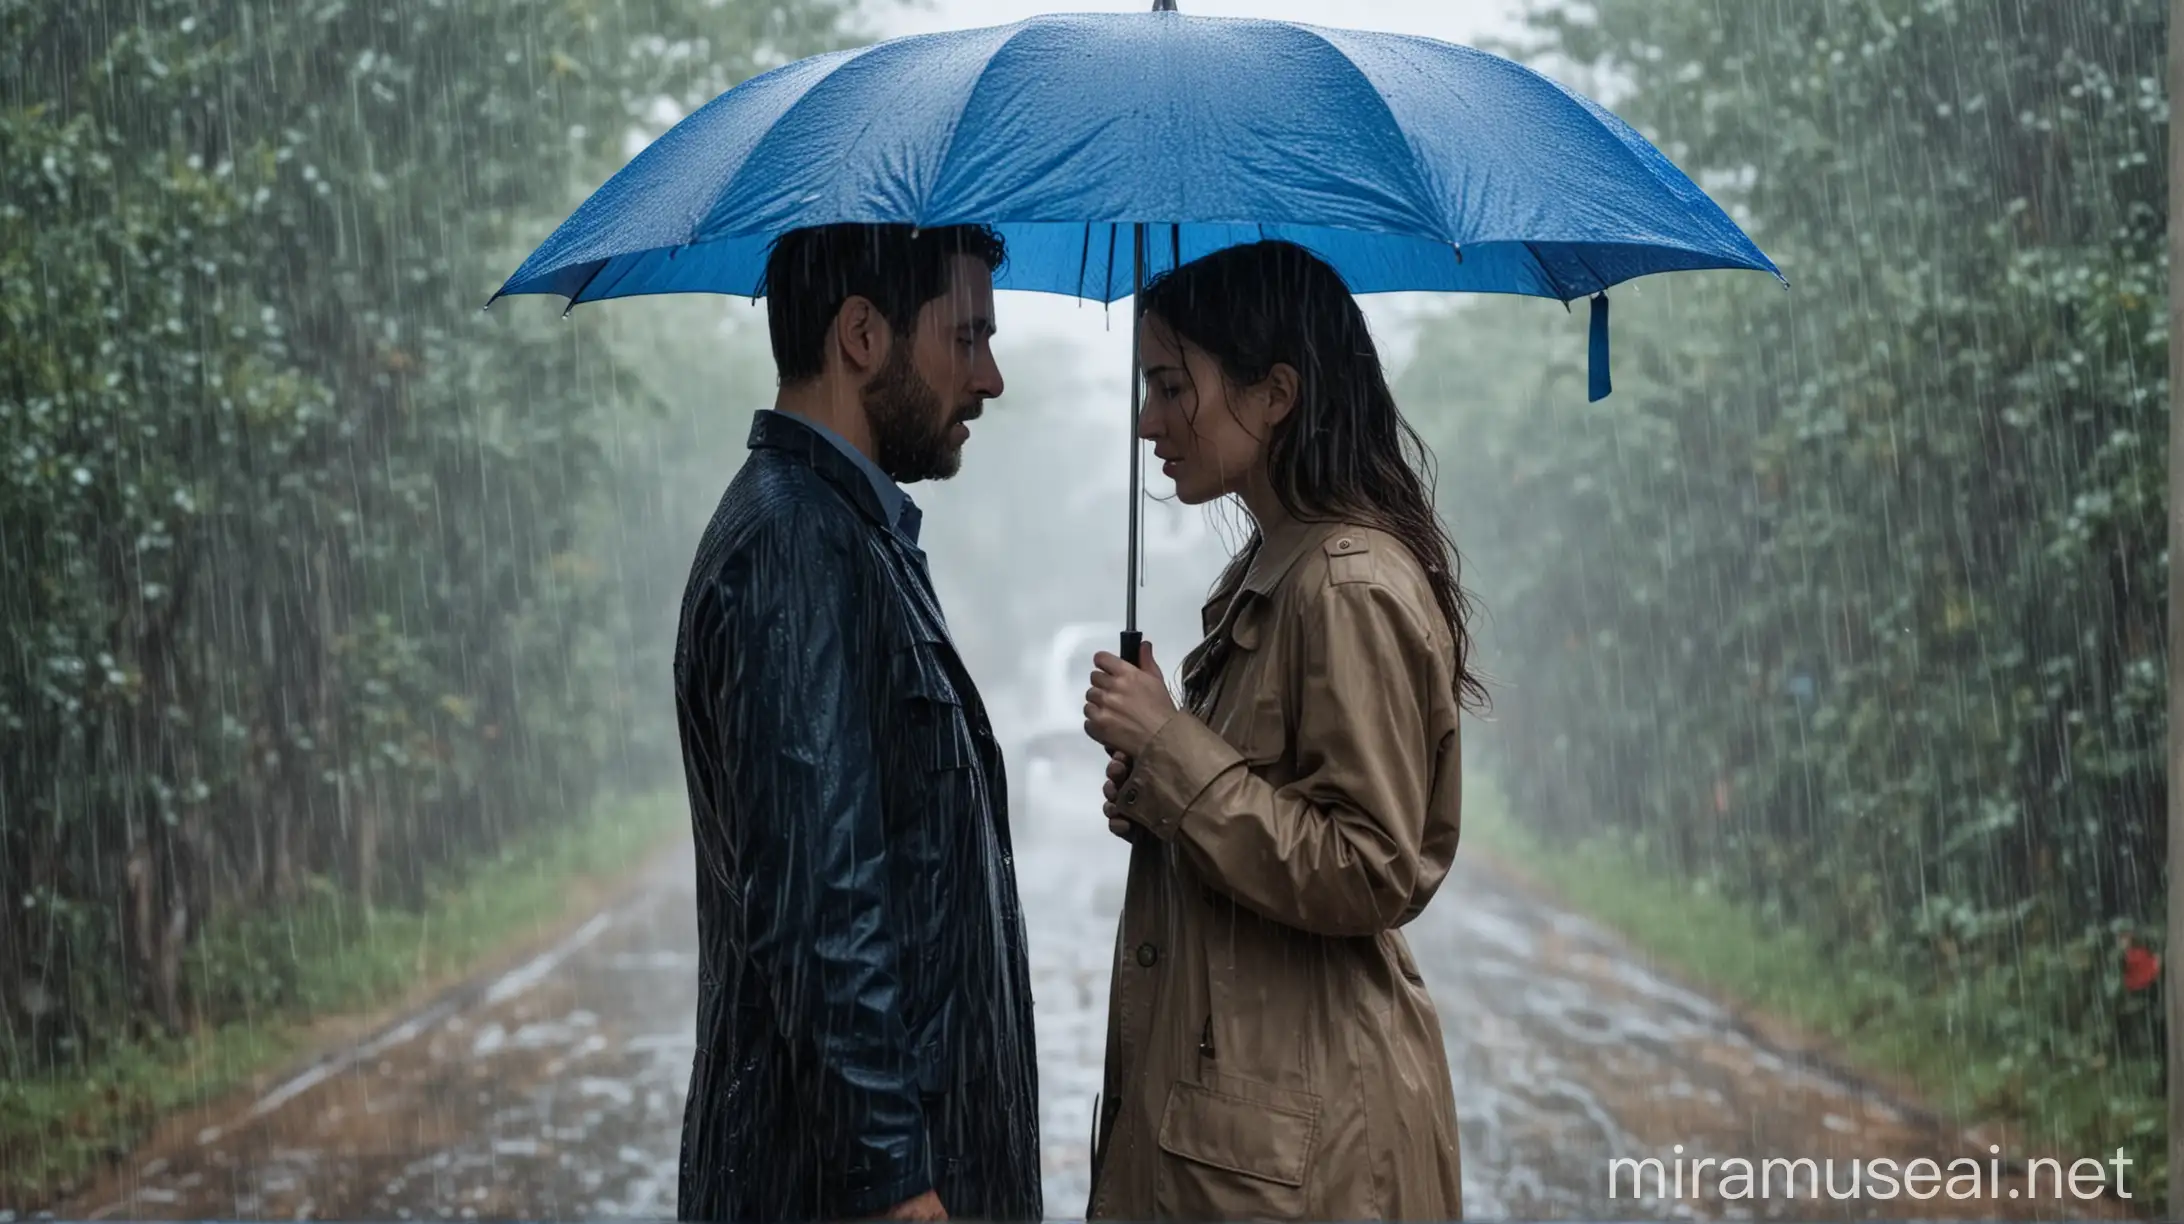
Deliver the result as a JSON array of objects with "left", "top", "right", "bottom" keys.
[
  {"left": 1261, "top": 362, "right": 1301, "bottom": 427},
  {"left": 832, "top": 295, "right": 891, "bottom": 378}
]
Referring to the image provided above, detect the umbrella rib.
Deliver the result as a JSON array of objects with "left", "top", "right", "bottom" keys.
[
  {"left": 1536, "top": 72, "right": 1779, "bottom": 278},
  {"left": 1569, "top": 247, "right": 1612, "bottom": 297},
  {"left": 561, "top": 259, "right": 612, "bottom": 315},
  {"left": 1522, "top": 240, "right": 1571, "bottom": 302},
  {"left": 1077, "top": 223, "right": 1093, "bottom": 298},
  {"left": 915, "top": 22, "right": 1039, "bottom": 226},
  {"left": 659, "top": 48, "right": 865, "bottom": 267},
  {"left": 1104, "top": 223, "right": 1120, "bottom": 302},
  {"left": 1292, "top": 25, "right": 1453, "bottom": 245}
]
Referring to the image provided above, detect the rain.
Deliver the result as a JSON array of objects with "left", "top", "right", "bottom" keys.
[{"left": 0, "top": 0, "right": 2169, "bottom": 1220}]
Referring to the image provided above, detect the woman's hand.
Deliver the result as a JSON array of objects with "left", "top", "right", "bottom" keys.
[
  {"left": 1101, "top": 751, "right": 1134, "bottom": 839},
  {"left": 1083, "top": 643, "right": 1178, "bottom": 761}
]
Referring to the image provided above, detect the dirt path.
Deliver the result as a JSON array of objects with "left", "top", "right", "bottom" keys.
[{"left": 49, "top": 765, "right": 2140, "bottom": 1221}]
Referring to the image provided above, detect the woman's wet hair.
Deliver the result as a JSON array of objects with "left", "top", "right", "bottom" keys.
[{"left": 1138, "top": 240, "right": 1488, "bottom": 713}]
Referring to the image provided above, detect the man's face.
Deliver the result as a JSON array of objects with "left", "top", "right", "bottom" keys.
[{"left": 865, "top": 253, "right": 1003, "bottom": 483}]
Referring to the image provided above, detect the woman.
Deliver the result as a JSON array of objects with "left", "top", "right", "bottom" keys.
[{"left": 1080, "top": 240, "right": 1486, "bottom": 1221}]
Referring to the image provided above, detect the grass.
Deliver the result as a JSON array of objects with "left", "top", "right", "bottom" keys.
[
  {"left": 1460, "top": 774, "right": 2165, "bottom": 1209},
  {"left": 0, "top": 788, "right": 689, "bottom": 1211}
]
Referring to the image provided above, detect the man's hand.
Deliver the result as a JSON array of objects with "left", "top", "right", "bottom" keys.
[
  {"left": 1102, "top": 751, "right": 1134, "bottom": 839},
  {"left": 874, "top": 1190, "right": 947, "bottom": 1221}
]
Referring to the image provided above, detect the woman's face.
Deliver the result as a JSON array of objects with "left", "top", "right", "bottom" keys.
[{"left": 1136, "top": 315, "right": 1295, "bottom": 507}]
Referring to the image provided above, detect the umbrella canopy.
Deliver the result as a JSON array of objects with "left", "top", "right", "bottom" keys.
[
  {"left": 491, "top": 6, "right": 1782, "bottom": 651},
  {"left": 491, "top": 11, "right": 1780, "bottom": 321}
]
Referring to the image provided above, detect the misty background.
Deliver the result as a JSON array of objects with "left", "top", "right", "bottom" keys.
[{"left": 1, "top": 0, "right": 2169, "bottom": 1214}]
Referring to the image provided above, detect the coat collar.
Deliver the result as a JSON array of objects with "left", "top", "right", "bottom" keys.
[
  {"left": 747, "top": 408, "right": 904, "bottom": 536},
  {"left": 747, "top": 408, "right": 965, "bottom": 654},
  {"left": 1241, "top": 507, "right": 1344, "bottom": 597},
  {"left": 1196, "top": 505, "right": 1352, "bottom": 642},
  {"left": 1201, "top": 508, "right": 1348, "bottom": 610},
  {"left": 779, "top": 410, "right": 923, "bottom": 544}
]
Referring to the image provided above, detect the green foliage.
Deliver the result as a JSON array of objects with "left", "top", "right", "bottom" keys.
[
  {"left": 0, "top": 0, "right": 857, "bottom": 1087},
  {"left": 1407, "top": 0, "right": 2167, "bottom": 1192}
]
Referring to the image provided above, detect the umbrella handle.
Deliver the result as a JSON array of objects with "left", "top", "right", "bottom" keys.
[{"left": 1116, "top": 629, "right": 1149, "bottom": 849}]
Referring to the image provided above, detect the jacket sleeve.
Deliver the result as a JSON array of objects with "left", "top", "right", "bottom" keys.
[
  {"left": 714, "top": 516, "right": 931, "bottom": 1215},
  {"left": 1113, "top": 577, "right": 1450, "bottom": 938}
]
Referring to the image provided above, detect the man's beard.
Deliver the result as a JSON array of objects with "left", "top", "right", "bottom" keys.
[{"left": 865, "top": 342, "right": 977, "bottom": 484}]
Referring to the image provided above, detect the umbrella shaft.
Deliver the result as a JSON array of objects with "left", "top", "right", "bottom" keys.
[{"left": 1125, "top": 222, "right": 1145, "bottom": 653}]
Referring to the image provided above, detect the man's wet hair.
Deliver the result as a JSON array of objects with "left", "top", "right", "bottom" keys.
[{"left": 761, "top": 223, "right": 1007, "bottom": 385}]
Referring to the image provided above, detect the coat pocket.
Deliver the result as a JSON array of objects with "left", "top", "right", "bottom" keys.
[
  {"left": 1389, "top": 931, "right": 1427, "bottom": 986},
  {"left": 897, "top": 643, "right": 976, "bottom": 772},
  {"left": 914, "top": 995, "right": 956, "bottom": 1095},
  {"left": 1154, "top": 1075, "right": 1321, "bottom": 1219}
]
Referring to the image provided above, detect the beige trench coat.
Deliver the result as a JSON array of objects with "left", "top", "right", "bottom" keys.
[{"left": 1087, "top": 512, "right": 1466, "bottom": 1222}]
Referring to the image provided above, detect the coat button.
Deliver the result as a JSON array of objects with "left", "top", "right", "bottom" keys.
[
  {"left": 1122, "top": 787, "right": 1139, "bottom": 804},
  {"left": 1135, "top": 942, "right": 1158, "bottom": 967},
  {"left": 1336, "top": 537, "right": 1354, "bottom": 551}
]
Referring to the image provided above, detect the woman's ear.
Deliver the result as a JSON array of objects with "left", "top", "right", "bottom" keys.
[{"left": 1260, "top": 362, "right": 1301, "bottom": 427}]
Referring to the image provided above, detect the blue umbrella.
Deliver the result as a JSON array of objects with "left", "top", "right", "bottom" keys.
[{"left": 492, "top": 1, "right": 1782, "bottom": 656}]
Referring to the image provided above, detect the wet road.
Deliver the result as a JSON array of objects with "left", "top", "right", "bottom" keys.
[{"left": 54, "top": 758, "right": 2135, "bottom": 1220}]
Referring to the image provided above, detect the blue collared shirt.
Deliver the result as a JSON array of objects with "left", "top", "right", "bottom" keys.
[{"left": 767, "top": 409, "right": 923, "bottom": 545}]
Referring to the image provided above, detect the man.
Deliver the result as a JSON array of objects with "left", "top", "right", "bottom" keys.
[{"left": 672, "top": 223, "right": 1040, "bottom": 1223}]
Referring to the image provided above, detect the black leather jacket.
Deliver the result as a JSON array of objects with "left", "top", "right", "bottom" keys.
[{"left": 673, "top": 410, "right": 1040, "bottom": 1222}]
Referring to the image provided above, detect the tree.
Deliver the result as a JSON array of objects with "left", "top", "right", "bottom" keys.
[
  {"left": 0, "top": 0, "right": 857, "bottom": 1074},
  {"left": 1404, "top": 0, "right": 2169, "bottom": 1174}
]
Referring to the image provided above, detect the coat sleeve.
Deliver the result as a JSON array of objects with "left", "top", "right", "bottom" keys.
[
  {"left": 713, "top": 515, "right": 931, "bottom": 1215},
  {"left": 1114, "top": 576, "right": 1451, "bottom": 938}
]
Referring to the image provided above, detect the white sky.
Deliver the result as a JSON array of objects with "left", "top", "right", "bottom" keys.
[{"left": 875, "top": 0, "right": 1522, "bottom": 41}]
